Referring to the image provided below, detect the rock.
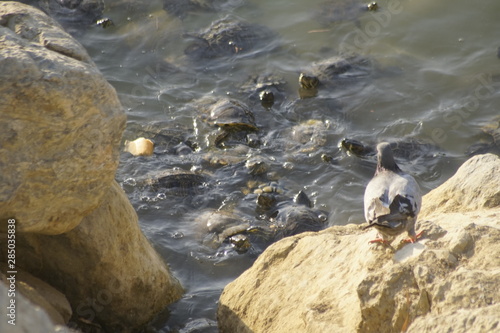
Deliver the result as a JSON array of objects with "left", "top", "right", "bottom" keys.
[
  {"left": 124, "top": 137, "right": 155, "bottom": 156},
  {"left": 0, "top": 266, "right": 72, "bottom": 325},
  {"left": 217, "top": 154, "right": 500, "bottom": 333},
  {"left": 0, "top": 2, "right": 126, "bottom": 234},
  {"left": 13, "top": 181, "right": 183, "bottom": 331},
  {"left": 0, "top": 279, "right": 73, "bottom": 333},
  {"left": 420, "top": 153, "right": 500, "bottom": 214},
  {"left": 407, "top": 303, "right": 500, "bottom": 333}
]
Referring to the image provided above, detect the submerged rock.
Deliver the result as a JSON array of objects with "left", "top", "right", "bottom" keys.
[{"left": 218, "top": 154, "right": 500, "bottom": 333}]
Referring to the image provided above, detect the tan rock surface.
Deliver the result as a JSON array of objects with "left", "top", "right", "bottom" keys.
[
  {"left": 0, "top": 2, "right": 126, "bottom": 234},
  {"left": 14, "top": 181, "right": 184, "bottom": 331},
  {"left": 420, "top": 153, "right": 500, "bottom": 214},
  {"left": 218, "top": 154, "right": 500, "bottom": 333}
]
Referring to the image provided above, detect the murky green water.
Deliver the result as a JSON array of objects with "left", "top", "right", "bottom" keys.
[{"left": 69, "top": 0, "right": 500, "bottom": 331}]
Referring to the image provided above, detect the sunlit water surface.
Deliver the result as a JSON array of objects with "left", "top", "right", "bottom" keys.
[{"left": 72, "top": 0, "right": 500, "bottom": 331}]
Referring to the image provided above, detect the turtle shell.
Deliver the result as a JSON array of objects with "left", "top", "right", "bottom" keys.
[
  {"left": 184, "top": 16, "right": 276, "bottom": 60},
  {"left": 341, "top": 138, "right": 440, "bottom": 160},
  {"left": 269, "top": 191, "right": 327, "bottom": 239},
  {"left": 271, "top": 205, "right": 325, "bottom": 238},
  {"left": 316, "top": 0, "right": 378, "bottom": 27},
  {"left": 467, "top": 117, "right": 500, "bottom": 156},
  {"left": 307, "top": 55, "right": 372, "bottom": 85},
  {"left": 204, "top": 98, "right": 258, "bottom": 132},
  {"left": 145, "top": 169, "right": 210, "bottom": 196}
]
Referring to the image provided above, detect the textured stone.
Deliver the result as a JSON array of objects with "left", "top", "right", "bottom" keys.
[
  {"left": 420, "top": 154, "right": 500, "bottom": 215},
  {"left": 217, "top": 154, "right": 500, "bottom": 333},
  {"left": 0, "top": 279, "right": 73, "bottom": 333},
  {"left": 0, "top": 1, "right": 126, "bottom": 234},
  {"left": 13, "top": 181, "right": 184, "bottom": 331},
  {"left": 407, "top": 304, "right": 500, "bottom": 333}
]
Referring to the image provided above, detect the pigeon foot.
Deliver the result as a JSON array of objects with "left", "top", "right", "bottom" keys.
[
  {"left": 401, "top": 230, "right": 424, "bottom": 244},
  {"left": 368, "top": 238, "right": 390, "bottom": 245}
]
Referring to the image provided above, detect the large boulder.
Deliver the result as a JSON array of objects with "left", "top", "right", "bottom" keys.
[
  {"left": 0, "top": 1, "right": 125, "bottom": 235},
  {"left": 217, "top": 154, "right": 500, "bottom": 333},
  {"left": 15, "top": 180, "right": 184, "bottom": 331}
]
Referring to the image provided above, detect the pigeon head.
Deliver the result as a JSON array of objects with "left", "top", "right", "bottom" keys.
[{"left": 376, "top": 142, "right": 401, "bottom": 173}]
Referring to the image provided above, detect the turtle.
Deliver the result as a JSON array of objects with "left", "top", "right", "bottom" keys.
[
  {"left": 341, "top": 137, "right": 447, "bottom": 182},
  {"left": 143, "top": 168, "right": 211, "bottom": 196},
  {"left": 253, "top": 182, "right": 288, "bottom": 212},
  {"left": 198, "top": 210, "right": 271, "bottom": 253},
  {"left": 196, "top": 97, "right": 260, "bottom": 148},
  {"left": 228, "top": 184, "right": 328, "bottom": 244},
  {"left": 299, "top": 55, "right": 373, "bottom": 94},
  {"left": 238, "top": 73, "right": 288, "bottom": 108},
  {"left": 197, "top": 144, "right": 273, "bottom": 177},
  {"left": 315, "top": 0, "right": 379, "bottom": 28},
  {"left": 245, "top": 154, "right": 273, "bottom": 176},
  {"left": 340, "top": 138, "right": 441, "bottom": 161},
  {"left": 287, "top": 119, "right": 329, "bottom": 154},
  {"left": 264, "top": 190, "right": 328, "bottom": 240},
  {"left": 184, "top": 15, "right": 277, "bottom": 61},
  {"left": 28, "top": 0, "right": 105, "bottom": 36},
  {"left": 261, "top": 119, "right": 330, "bottom": 163},
  {"left": 466, "top": 117, "right": 500, "bottom": 157}
]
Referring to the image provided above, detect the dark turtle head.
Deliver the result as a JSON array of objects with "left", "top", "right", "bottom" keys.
[
  {"left": 367, "top": 2, "right": 379, "bottom": 11},
  {"left": 341, "top": 138, "right": 374, "bottom": 156},
  {"left": 229, "top": 234, "right": 251, "bottom": 253},
  {"left": 376, "top": 142, "right": 401, "bottom": 173},
  {"left": 293, "top": 190, "right": 313, "bottom": 208},
  {"left": 259, "top": 90, "right": 275, "bottom": 108},
  {"left": 299, "top": 73, "right": 320, "bottom": 89},
  {"left": 257, "top": 193, "right": 277, "bottom": 210}
]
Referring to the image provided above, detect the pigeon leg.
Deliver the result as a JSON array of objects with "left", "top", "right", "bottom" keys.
[
  {"left": 369, "top": 238, "right": 390, "bottom": 245},
  {"left": 401, "top": 230, "right": 424, "bottom": 244}
]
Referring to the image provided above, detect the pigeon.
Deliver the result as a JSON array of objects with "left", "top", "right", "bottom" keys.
[{"left": 363, "top": 142, "right": 423, "bottom": 244}]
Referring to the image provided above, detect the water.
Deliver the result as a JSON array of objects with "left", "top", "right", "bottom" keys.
[{"left": 68, "top": 0, "right": 500, "bottom": 331}]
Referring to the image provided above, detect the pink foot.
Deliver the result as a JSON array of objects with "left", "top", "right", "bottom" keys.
[
  {"left": 401, "top": 231, "right": 424, "bottom": 244},
  {"left": 369, "top": 238, "right": 390, "bottom": 245}
]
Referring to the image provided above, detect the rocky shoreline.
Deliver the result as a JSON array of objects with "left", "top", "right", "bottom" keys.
[
  {"left": 217, "top": 153, "right": 500, "bottom": 333},
  {"left": 0, "top": 2, "right": 182, "bottom": 332},
  {"left": 1, "top": 2, "right": 499, "bottom": 333}
]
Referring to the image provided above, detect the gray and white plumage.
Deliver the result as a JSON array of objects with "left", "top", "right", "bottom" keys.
[{"left": 363, "top": 142, "right": 422, "bottom": 243}]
